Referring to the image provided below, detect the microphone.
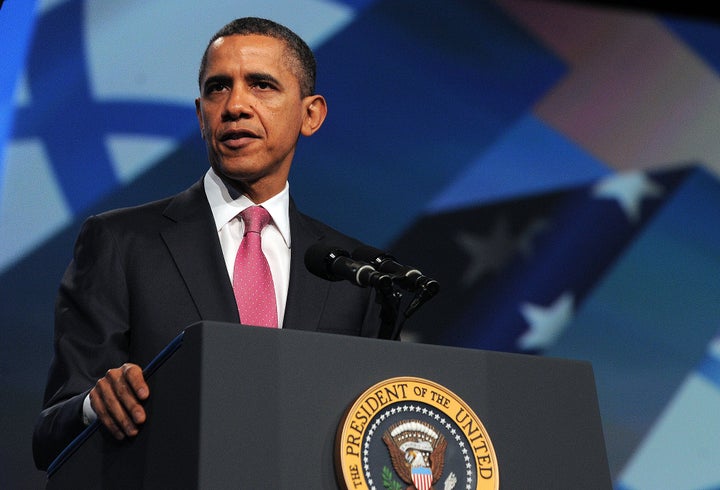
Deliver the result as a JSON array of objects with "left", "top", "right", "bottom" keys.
[
  {"left": 352, "top": 245, "right": 439, "bottom": 295},
  {"left": 304, "top": 243, "right": 393, "bottom": 290}
]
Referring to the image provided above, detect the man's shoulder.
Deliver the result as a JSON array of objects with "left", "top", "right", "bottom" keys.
[
  {"left": 291, "top": 206, "right": 365, "bottom": 251},
  {"left": 83, "top": 179, "right": 206, "bottom": 231}
]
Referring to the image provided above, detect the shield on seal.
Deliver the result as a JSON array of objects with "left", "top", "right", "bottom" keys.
[{"left": 411, "top": 466, "right": 432, "bottom": 490}]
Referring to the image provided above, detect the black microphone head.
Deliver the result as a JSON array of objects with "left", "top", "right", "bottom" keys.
[
  {"left": 352, "top": 244, "right": 393, "bottom": 265},
  {"left": 304, "top": 243, "right": 349, "bottom": 281}
]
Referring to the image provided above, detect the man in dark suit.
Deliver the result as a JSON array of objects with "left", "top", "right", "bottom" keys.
[{"left": 33, "top": 17, "right": 383, "bottom": 470}]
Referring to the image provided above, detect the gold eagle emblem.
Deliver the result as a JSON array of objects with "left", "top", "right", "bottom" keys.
[{"left": 382, "top": 419, "right": 448, "bottom": 490}]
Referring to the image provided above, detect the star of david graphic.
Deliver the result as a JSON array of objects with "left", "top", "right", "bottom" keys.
[{"left": 10, "top": 0, "right": 197, "bottom": 214}]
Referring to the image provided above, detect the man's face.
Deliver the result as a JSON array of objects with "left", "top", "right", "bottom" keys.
[{"left": 195, "top": 34, "right": 323, "bottom": 201}]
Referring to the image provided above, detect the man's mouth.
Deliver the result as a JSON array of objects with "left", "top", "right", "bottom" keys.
[
  {"left": 220, "top": 130, "right": 259, "bottom": 148},
  {"left": 221, "top": 129, "right": 258, "bottom": 141}
]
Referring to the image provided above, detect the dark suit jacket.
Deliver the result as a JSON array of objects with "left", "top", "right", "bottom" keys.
[{"left": 32, "top": 179, "right": 382, "bottom": 470}]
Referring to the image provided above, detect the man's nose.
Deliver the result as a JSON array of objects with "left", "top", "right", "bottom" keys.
[{"left": 223, "top": 88, "right": 253, "bottom": 119}]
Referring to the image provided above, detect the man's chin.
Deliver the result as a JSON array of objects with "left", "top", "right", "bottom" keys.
[{"left": 212, "top": 160, "right": 250, "bottom": 179}]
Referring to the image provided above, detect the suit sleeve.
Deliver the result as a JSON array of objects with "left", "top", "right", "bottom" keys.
[{"left": 33, "top": 215, "right": 132, "bottom": 470}]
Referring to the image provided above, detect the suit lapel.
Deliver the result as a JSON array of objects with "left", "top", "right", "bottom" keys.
[
  {"left": 160, "top": 180, "right": 240, "bottom": 323},
  {"left": 284, "top": 200, "right": 331, "bottom": 331},
  {"left": 159, "top": 185, "right": 332, "bottom": 330}
]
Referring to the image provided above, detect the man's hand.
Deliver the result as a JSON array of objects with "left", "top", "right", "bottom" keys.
[{"left": 89, "top": 363, "right": 149, "bottom": 440}]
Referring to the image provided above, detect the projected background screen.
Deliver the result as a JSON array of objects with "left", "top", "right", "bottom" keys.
[{"left": 2, "top": 1, "right": 720, "bottom": 488}]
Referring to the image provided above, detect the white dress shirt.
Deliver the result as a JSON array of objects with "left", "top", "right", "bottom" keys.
[{"left": 203, "top": 168, "right": 291, "bottom": 328}]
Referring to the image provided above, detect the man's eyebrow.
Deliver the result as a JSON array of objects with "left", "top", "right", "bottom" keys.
[{"left": 246, "top": 72, "right": 283, "bottom": 87}]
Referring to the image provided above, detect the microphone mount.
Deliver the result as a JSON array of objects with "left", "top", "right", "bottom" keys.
[{"left": 305, "top": 243, "right": 440, "bottom": 340}]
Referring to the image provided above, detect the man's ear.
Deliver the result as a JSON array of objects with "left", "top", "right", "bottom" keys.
[
  {"left": 301, "top": 95, "right": 327, "bottom": 136},
  {"left": 195, "top": 98, "right": 205, "bottom": 138}
]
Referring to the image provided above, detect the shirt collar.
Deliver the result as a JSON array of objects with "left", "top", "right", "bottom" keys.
[{"left": 203, "top": 168, "right": 291, "bottom": 248}]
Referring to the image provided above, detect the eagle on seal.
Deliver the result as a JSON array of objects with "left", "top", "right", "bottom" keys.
[{"left": 382, "top": 420, "right": 447, "bottom": 490}]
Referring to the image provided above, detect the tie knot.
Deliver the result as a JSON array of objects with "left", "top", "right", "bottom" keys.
[{"left": 241, "top": 206, "right": 271, "bottom": 235}]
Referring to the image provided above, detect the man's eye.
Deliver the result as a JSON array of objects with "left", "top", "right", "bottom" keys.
[
  {"left": 254, "top": 81, "right": 274, "bottom": 90},
  {"left": 205, "top": 83, "right": 226, "bottom": 94}
]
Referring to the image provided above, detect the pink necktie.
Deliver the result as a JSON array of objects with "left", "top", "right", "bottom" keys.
[{"left": 233, "top": 206, "right": 278, "bottom": 328}]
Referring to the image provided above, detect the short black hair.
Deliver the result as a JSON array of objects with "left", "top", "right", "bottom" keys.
[{"left": 198, "top": 17, "right": 317, "bottom": 97}]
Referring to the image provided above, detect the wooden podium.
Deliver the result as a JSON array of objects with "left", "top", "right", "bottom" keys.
[{"left": 46, "top": 321, "right": 611, "bottom": 489}]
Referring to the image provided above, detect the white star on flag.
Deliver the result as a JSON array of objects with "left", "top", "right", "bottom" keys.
[
  {"left": 454, "top": 218, "right": 517, "bottom": 287},
  {"left": 592, "top": 171, "right": 664, "bottom": 223},
  {"left": 517, "top": 292, "right": 575, "bottom": 351},
  {"left": 454, "top": 217, "right": 547, "bottom": 287}
]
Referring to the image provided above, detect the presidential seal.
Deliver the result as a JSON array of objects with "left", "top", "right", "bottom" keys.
[{"left": 335, "top": 377, "right": 499, "bottom": 490}]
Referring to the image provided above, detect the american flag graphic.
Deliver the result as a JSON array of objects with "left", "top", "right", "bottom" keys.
[{"left": 4, "top": 1, "right": 720, "bottom": 488}]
